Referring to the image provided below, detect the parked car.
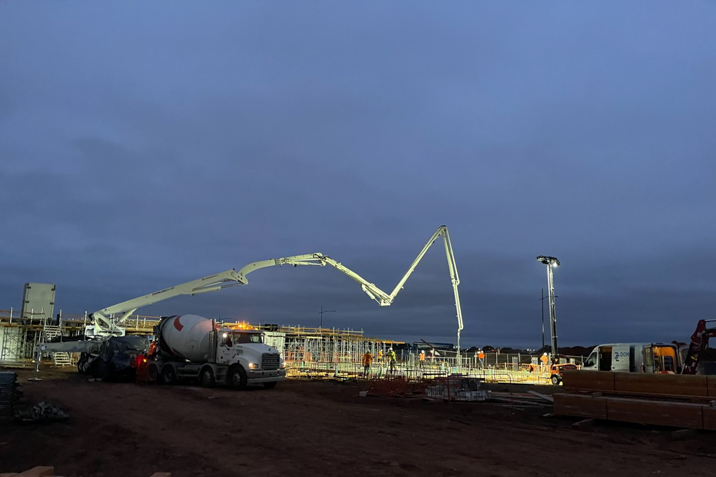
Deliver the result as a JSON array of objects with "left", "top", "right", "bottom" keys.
[
  {"left": 89, "top": 336, "right": 150, "bottom": 381},
  {"left": 550, "top": 363, "right": 578, "bottom": 385}
]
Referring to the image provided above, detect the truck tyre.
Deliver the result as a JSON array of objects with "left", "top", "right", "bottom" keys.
[
  {"left": 77, "top": 353, "right": 88, "bottom": 374},
  {"left": 200, "top": 367, "right": 215, "bottom": 388},
  {"left": 551, "top": 375, "right": 561, "bottom": 385},
  {"left": 228, "top": 365, "right": 247, "bottom": 390},
  {"left": 263, "top": 381, "right": 277, "bottom": 389},
  {"left": 104, "top": 362, "right": 116, "bottom": 382},
  {"left": 161, "top": 364, "right": 177, "bottom": 385},
  {"left": 147, "top": 363, "right": 159, "bottom": 383},
  {"left": 92, "top": 359, "right": 106, "bottom": 380}
]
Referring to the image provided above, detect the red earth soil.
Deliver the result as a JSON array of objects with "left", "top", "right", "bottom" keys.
[{"left": 1, "top": 369, "right": 715, "bottom": 476}]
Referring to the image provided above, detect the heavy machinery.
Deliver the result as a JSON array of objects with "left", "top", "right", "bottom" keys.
[
  {"left": 87, "top": 225, "right": 463, "bottom": 349},
  {"left": 146, "top": 314, "right": 285, "bottom": 388},
  {"left": 39, "top": 225, "right": 465, "bottom": 369},
  {"left": 681, "top": 319, "right": 716, "bottom": 375}
]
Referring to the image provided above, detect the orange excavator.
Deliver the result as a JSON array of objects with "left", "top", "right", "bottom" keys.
[{"left": 681, "top": 319, "right": 716, "bottom": 375}]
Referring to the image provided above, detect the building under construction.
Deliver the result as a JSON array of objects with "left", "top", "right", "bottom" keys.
[{"left": 0, "top": 309, "right": 403, "bottom": 373}]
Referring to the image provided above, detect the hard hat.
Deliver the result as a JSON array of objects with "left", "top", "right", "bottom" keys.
[{"left": 543, "top": 352, "right": 547, "bottom": 355}]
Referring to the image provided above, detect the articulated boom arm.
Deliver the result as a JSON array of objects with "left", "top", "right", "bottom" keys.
[
  {"left": 243, "top": 226, "right": 464, "bottom": 352},
  {"left": 91, "top": 226, "right": 464, "bottom": 352},
  {"left": 319, "top": 226, "right": 463, "bottom": 351},
  {"left": 682, "top": 319, "right": 716, "bottom": 375},
  {"left": 392, "top": 225, "right": 463, "bottom": 353},
  {"left": 91, "top": 255, "right": 325, "bottom": 336}
]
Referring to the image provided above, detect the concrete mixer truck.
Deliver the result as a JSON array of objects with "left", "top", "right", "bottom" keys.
[{"left": 146, "top": 314, "right": 285, "bottom": 389}]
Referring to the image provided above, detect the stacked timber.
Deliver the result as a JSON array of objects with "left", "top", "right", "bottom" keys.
[
  {"left": 0, "top": 372, "right": 18, "bottom": 418},
  {"left": 554, "top": 370, "right": 716, "bottom": 430}
]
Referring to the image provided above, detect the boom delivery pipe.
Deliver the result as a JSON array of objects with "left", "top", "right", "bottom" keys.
[{"left": 89, "top": 227, "right": 465, "bottom": 355}]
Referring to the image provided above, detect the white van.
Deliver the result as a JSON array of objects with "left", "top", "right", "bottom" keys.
[{"left": 581, "top": 343, "right": 680, "bottom": 373}]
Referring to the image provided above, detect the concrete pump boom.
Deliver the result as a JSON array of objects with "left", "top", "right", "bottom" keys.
[{"left": 88, "top": 226, "right": 464, "bottom": 354}]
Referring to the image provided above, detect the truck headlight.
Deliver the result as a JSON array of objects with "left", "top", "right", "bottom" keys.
[
  {"left": 248, "top": 362, "right": 258, "bottom": 369},
  {"left": 280, "top": 359, "right": 286, "bottom": 369}
]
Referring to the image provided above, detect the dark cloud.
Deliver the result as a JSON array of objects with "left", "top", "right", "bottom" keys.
[{"left": 1, "top": 2, "right": 714, "bottom": 348}]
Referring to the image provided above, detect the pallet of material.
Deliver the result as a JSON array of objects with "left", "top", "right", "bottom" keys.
[
  {"left": 553, "top": 393, "right": 608, "bottom": 419},
  {"left": 563, "top": 371, "right": 716, "bottom": 397},
  {"left": 556, "top": 371, "right": 716, "bottom": 430},
  {"left": 562, "top": 370, "right": 616, "bottom": 392}
]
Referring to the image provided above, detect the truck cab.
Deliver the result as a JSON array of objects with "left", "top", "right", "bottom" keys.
[
  {"left": 215, "top": 328, "right": 284, "bottom": 382},
  {"left": 581, "top": 343, "right": 680, "bottom": 373}
]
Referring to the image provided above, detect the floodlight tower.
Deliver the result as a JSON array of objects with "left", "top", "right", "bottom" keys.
[{"left": 537, "top": 256, "right": 560, "bottom": 364}]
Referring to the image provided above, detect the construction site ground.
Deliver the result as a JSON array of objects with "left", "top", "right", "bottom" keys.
[{"left": 2, "top": 368, "right": 715, "bottom": 476}]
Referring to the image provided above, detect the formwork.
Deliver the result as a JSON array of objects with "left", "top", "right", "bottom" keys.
[
  {"left": 0, "top": 309, "right": 47, "bottom": 363},
  {"left": 263, "top": 325, "right": 403, "bottom": 378}
]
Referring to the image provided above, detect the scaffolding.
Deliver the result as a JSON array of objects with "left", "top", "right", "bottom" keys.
[
  {"left": 1, "top": 309, "right": 570, "bottom": 385},
  {"left": 0, "top": 308, "right": 47, "bottom": 363},
  {"left": 0, "top": 311, "right": 403, "bottom": 367},
  {"left": 267, "top": 325, "right": 402, "bottom": 378},
  {"left": 0, "top": 325, "right": 27, "bottom": 362}
]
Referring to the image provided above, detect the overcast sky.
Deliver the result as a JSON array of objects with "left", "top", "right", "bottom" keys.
[{"left": 1, "top": 2, "right": 714, "bottom": 349}]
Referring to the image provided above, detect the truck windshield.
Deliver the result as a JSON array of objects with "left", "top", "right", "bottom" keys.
[{"left": 233, "top": 333, "right": 262, "bottom": 344}]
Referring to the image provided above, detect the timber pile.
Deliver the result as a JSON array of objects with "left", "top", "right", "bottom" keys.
[{"left": 554, "top": 371, "right": 716, "bottom": 430}]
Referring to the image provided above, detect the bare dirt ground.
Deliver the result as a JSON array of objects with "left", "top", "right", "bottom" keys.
[{"left": 1, "top": 368, "right": 715, "bottom": 476}]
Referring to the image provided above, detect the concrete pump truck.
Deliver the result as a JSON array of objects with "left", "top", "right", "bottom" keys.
[{"left": 37, "top": 225, "right": 465, "bottom": 388}]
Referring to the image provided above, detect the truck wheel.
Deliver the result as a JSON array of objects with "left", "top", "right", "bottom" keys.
[
  {"left": 77, "top": 353, "right": 88, "bottom": 374},
  {"left": 104, "top": 363, "right": 116, "bottom": 382},
  {"left": 200, "top": 367, "right": 215, "bottom": 388},
  {"left": 147, "top": 363, "right": 159, "bottom": 383},
  {"left": 229, "top": 366, "right": 247, "bottom": 390},
  {"left": 161, "top": 364, "right": 177, "bottom": 385},
  {"left": 551, "top": 375, "right": 561, "bottom": 385},
  {"left": 263, "top": 382, "right": 277, "bottom": 389},
  {"left": 92, "top": 359, "right": 107, "bottom": 379}
]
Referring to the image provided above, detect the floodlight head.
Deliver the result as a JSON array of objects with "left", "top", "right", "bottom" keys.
[{"left": 537, "top": 255, "right": 560, "bottom": 267}]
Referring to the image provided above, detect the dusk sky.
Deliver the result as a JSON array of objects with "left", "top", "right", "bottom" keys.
[{"left": 1, "top": 2, "right": 714, "bottom": 349}]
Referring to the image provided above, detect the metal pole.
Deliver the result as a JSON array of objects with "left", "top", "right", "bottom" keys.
[
  {"left": 541, "top": 288, "right": 545, "bottom": 350},
  {"left": 319, "top": 306, "right": 335, "bottom": 333},
  {"left": 547, "top": 264, "right": 558, "bottom": 364}
]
